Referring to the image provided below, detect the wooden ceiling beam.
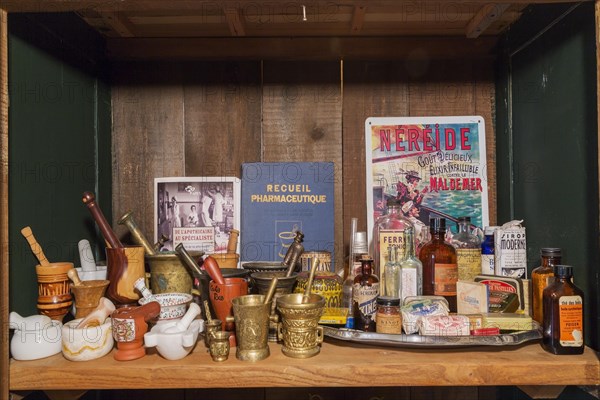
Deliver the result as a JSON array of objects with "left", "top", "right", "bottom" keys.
[
  {"left": 223, "top": 7, "right": 245, "bottom": 36},
  {"left": 351, "top": 5, "right": 367, "bottom": 34},
  {"left": 98, "top": 11, "right": 136, "bottom": 37},
  {"left": 2, "top": 1, "right": 592, "bottom": 13},
  {"left": 106, "top": 36, "right": 498, "bottom": 60},
  {"left": 466, "top": 3, "right": 511, "bottom": 38}
]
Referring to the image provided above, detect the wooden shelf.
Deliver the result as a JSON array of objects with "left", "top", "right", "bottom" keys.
[{"left": 9, "top": 341, "right": 600, "bottom": 391}]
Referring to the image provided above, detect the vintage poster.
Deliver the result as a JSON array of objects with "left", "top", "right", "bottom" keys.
[
  {"left": 365, "top": 116, "right": 489, "bottom": 250},
  {"left": 154, "top": 177, "right": 241, "bottom": 253}
]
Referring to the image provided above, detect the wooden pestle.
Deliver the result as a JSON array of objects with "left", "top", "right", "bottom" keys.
[
  {"left": 202, "top": 256, "right": 225, "bottom": 285},
  {"left": 226, "top": 229, "right": 239, "bottom": 254},
  {"left": 82, "top": 191, "right": 123, "bottom": 249},
  {"left": 20, "top": 226, "right": 50, "bottom": 266},
  {"left": 67, "top": 268, "right": 83, "bottom": 286}
]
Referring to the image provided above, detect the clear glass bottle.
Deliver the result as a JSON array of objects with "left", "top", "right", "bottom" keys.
[
  {"left": 419, "top": 218, "right": 458, "bottom": 312},
  {"left": 373, "top": 198, "right": 412, "bottom": 293},
  {"left": 342, "top": 232, "right": 368, "bottom": 329},
  {"left": 398, "top": 226, "right": 423, "bottom": 302},
  {"left": 532, "top": 248, "right": 562, "bottom": 324},
  {"left": 542, "top": 265, "right": 584, "bottom": 355},
  {"left": 383, "top": 245, "right": 400, "bottom": 297},
  {"left": 353, "top": 257, "right": 379, "bottom": 332},
  {"left": 452, "top": 216, "right": 481, "bottom": 282},
  {"left": 480, "top": 226, "right": 498, "bottom": 275}
]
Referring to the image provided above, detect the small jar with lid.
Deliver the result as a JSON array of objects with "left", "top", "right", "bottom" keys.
[{"left": 376, "top": 296, "right": 402, "bottom": 334}]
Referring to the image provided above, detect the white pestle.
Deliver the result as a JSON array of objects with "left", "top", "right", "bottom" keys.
[
  {"left": 164, "top": 303, "right": 201, "bottom": 333},
  {"left": 77, "top": 297, "right": 116, "bottom": 328},
  {"left": 9, "top": 312, "right": 52, "bottom": 331},
  {"left": 78, "top": 239, "right": 97, "bottom": 272},
  {"left": 133, "top": 277, "right": 154, "bottom": 300}
]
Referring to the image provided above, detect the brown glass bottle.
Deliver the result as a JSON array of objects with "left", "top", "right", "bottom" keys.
[
  {"left": 352, "top": 257, "right": 379, "bottom": 332},
  {"left": 531, "top": 248, "right": 561, "bottom": 324},
  {"left": 542, "top": 265, "right": 584, "bottom": 355},
  {"left": 419, "top": 218, "right": 458, "bottom": 312}
]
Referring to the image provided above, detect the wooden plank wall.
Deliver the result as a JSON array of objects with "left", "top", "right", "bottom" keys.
[{"left": 112, "top": 58, "right": 496, "bottom": 273}]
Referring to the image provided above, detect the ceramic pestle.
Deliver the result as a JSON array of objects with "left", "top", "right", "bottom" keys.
[
  {"left": 134, "top": 277, "right": 154, "bottom": 300},
  {"left": 77, "top": 297, "right": 116, "bottom": 328},
  {"left": 164, "top": 302, "right": 201, "bottom": 333},
  {"left": 78, "top": 239, "right": 97, "bottom": 272},
  {"left": 9, "top": 312, "right": 52, "bottom": 331}
]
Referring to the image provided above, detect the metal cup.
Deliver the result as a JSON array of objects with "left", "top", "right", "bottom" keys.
[
  {"left": 227, "top": 294, "right": 273, "bottom": 362},
  {"left": 209, "top": 331, "right": 231, "bottom": 362},
  {"left": 276, "top": 293, "right": 325, "bottom": 358},
  {"left": 204, "top": 319, "right": 223, "bottom": 348}
]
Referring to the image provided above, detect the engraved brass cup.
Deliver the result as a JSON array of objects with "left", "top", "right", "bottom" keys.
[
  {"left": 276, "top": 293, "right": 325, "bottom": 359},
  {"left": 209, "top": 331, "right": 231, "bottom": 362},
  {"left": 251, "top": 271, "right": 298, "bottom": 342},
  {"left": 226, "top": 294, "right": 274, "bottom": 362},
  {"left": 146, "top": 251, "right": 203, "bottom": 294},
  {"left": 204, "top": 319, "right": 223, "bottom": 348}
]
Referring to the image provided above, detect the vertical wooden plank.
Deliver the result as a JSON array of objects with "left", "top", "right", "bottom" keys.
[
  {"left": 183, "top": 61, "right": 262, "bottom": 177},
  {"left": 344, "top": 386, "right": 411, "bottom": 400},
  {"left": 266, "top": 387, "right": 341, "bottom": 400},
  {"left": 0, "top": 7, "right": 8, "bottom": 400},
  {"left": 262, "top": 61, "right": 343, "bottom": 270},
  {"left": 111, "top": 61, "right": 185, "bottom": 240},
  {"left": 188, "top": 388, "right": 264, "bottom": 400},
  {"left": 473, "top": 59, "right": 497, "bottom": 225},
  {"left": 342, "top": 61, "right": 411, "bottom": 259}
]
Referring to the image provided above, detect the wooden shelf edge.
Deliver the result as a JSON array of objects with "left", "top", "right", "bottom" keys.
[{"left": 9, "top": 342, "right": 600, "bottom": 391}]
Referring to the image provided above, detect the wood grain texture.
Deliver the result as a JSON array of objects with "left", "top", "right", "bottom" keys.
[
  {"left": 111, "top": 61, "right": 185, "bottom": 240},
  {"left": 182, "top": 61, "right": 262, "bottom": 177},
  {"left": 0, "top": 8, "right": 8, "bottom": 400},
  {"left": 106, "top": 37, "right": 499, "bottom": 61},
  {"left": 342, "top": 61, "right": 411, "bottom": 251},
  {"left": 9, "top": 343, "right": 600, "bottom": 390},
  {"left": 262, "top": 61, "right": 343, "bottom": 269}
]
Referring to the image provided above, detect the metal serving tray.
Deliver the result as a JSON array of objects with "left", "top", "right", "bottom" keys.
[{"left": 322, "top": 324, "right": 542, "bottom": 348}]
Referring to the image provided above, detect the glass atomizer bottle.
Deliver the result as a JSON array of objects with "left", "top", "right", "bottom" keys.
[
  {"left": 452, "top": 216, "right": 482, "bottom": 281},
  {"left": 353, "top": 256, "right": 379, "bottom": 332},
  {"left": 542, "top": 265, "right": 584, "bottom": 355},
  {"left": 419, "top": 218, "right": 458, "bottom": 312},
  {"left": 532, "top": 248, "right": 562, "bottom": 324}
]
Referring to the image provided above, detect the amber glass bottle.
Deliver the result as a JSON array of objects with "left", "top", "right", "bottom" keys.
[
  {"left": 353, "top": 257, "right": 379, "bottom": 332},
  {"left": 531, "top": 248, "right": 562, "bottom": 324},
  {"left": 542, "top": 265, "right": 584, "bottom": 355},
  {"left": 419, "top": 218, "right": 458, "bottom": 312}
]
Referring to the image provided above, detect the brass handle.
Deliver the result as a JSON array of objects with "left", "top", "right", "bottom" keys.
[{"left": 316, "top": 325, "right": 324, "bottom": 344}]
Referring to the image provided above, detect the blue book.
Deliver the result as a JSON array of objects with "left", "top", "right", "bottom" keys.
[{"left": 241, "top": 162, "right": 335, "bottom": 270}]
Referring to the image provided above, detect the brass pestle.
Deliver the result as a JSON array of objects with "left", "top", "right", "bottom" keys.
[{"left": 117, "top": 210, "right": 156, "bottom": 256}]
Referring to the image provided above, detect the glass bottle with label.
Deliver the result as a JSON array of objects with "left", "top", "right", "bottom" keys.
[
  {"left": 398, "top": 226, "right": 423, "bottom": 302},
  {"left": 342, "top": 231, "right": 368, "bottom": 329},
  {"left": 542, "top": 265, "right": 584, "bottom": 355},
  {"left": 383, "top": 245, "right": 400, "bottom": 297},
  {"left": 532, "top": 248, "right": 562, "bottom": 324},
  {"left": 373, "top": 198, "right": 412, "bottom": 292},
  {"left": 353, "top": 257, "right": 379, "bottom": 332},
  {"left": 452, "top": 216, "right": 481, "bottom": 281},
  {"left": 480, "top": 226, "right": 498, "bottom": 275},
  {"left": 419, "top": 218, "right": 458, "bottom": 312}
]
